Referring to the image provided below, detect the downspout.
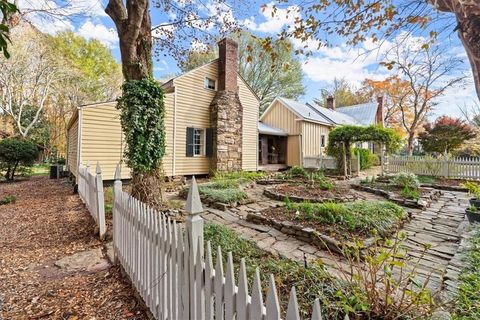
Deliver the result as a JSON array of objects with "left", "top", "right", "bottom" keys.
[
  {"left": 172, "top": 84, "right": 177, "bottom": 176},
  {"left": 76, "top": 107, "right": 83, "bottom": 177}
]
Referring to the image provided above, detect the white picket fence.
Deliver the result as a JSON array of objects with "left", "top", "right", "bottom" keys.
[
  {"left": 112, "top": 166, "right": 344, "bottom": 320},
  {"left": 303, "top": 155, "right": 360, "bottom": 173},
  {"left": 78, "top": 161, "right": 106, "bottom": 239},
  {"left": 387, "top": 156, "right": 480, "bottom": 180}
]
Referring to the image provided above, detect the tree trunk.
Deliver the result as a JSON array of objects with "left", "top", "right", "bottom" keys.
[
  {"left": 106, "top": 1, "right": 163, "bottom": 207},
  {"left": 407, "top": 134, "right": 415, "bottom": 156},
  {"left": 430, "top": 0, "right": 480, "bottom": 98}
]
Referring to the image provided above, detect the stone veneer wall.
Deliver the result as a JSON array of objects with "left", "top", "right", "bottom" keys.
[{"left": 210, "top": 91, "right": 243, "bottom": 172}]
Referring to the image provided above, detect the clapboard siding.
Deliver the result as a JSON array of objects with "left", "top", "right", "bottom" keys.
[
  {"left": 67, "top": 116, "right": 79, "bottom": 177},
  {"left": 302, "top": 122, "right": 330, "bottom": 157},
  {"left": 238, "top": 76, "right": 259, "bottom": 171},
  {"left": 172, "top": 61, "right": 218, "bottom": 176},
  {"left": 260, "top": 100, "right": 302, "bottom": 134},
  {"left": 80, "top": 103, "right": 131, "bottom": 180}
]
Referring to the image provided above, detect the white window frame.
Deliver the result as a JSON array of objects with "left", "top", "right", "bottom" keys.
[
  {"left": 204, "top": 77, "right": 216, "bottom": 90},
  {"left": 193, "top": 128, "right": 206, "bottom": 157}
]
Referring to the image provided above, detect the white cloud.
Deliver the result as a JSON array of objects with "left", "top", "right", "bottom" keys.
[
  {"left": 243, "top": 2, "right": 300, "bottom": 34},
  {"left": 77, "top": 20, "right": 118, "bottom": 47}
]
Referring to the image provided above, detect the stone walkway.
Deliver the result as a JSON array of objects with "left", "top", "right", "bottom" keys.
[{"left": 201, "top": 184, "right": 471, "bottom": 294}]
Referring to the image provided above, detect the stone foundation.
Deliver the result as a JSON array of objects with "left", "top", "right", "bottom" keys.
[{"left": 210, "top": 91, "right": 243, "bottom": 172}]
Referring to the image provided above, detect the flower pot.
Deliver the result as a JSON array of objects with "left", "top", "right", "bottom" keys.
[
  {"left": 466, "top": 208, "right": 480, "bottom": 223},
  {"left": 469, "top": 198, "right": 480, "bottom": 209}
]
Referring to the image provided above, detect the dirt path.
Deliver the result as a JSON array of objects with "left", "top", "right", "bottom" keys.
[{"left": 0, "top": 177, "right": 147, "bottom": 320}]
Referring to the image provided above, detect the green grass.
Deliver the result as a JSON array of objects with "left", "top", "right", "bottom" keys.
[
  {"left": 453, "top": 227, "right": 480, "bottom": 320},
  {"left": 0, "top": 195, "right": 16, "bottom": 205},
  {"left": 29, "top": 164, "right": 50, "bottom": 177},
  {"left": 285, "top": 200, "right": 405, "bottom": 235},
  {"left": 400, "top": 186, "right": 420, "bottom": 200},
  {"left": 417, "top": 175, "right": 436, "bottom": 184},
  {"left": 104, "top": 186, "right": 113, "bottom": 217},
  {"left": 204, "top": 223, "right": 367, "bottom": 318}
]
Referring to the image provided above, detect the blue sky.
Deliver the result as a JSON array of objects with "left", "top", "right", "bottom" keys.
[{"left": 19, "top": 0, "right": 479, "bottom": 119}]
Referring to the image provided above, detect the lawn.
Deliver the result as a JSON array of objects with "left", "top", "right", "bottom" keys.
[{"left": 29, "top": 163, "right": 50, "bottom": 176}]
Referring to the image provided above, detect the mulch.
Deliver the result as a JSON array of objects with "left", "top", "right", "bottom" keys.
[{"left": 0, "top": 177, "right": 147, "bottom": 320}]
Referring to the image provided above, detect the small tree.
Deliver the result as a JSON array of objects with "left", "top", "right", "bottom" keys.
[
  {"left": 418, "top": 116, "right": 476, "bottom": 154},
  {"left": 0, "top": 138, "right": 38, "bottom": 180}
]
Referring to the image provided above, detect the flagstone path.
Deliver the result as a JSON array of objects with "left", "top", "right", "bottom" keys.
[{"left": 201, "top": 184, "right": 471, "bottom": 295}]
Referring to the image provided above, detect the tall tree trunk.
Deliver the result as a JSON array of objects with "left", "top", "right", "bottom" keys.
[
  {"left": 430, "top": 0, "right": 480, "bottom": 98},
  {"left": 407, "top": 134, "right": 415, "bottom": 156},
  {"left": 106, "top": 1, "right": 163, "bottom": 207}
]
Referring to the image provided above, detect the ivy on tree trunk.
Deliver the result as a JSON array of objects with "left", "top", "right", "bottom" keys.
[{"left": 106, "top": 0, "right": 165, "bottom": 207}]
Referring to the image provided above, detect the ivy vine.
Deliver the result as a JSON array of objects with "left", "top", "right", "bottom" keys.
[
  {"left": 117, "top": 78, "right": 166, "bottom": 173},
  {"left": 327, "top": 125, "right": 402, "bottom": 175}
]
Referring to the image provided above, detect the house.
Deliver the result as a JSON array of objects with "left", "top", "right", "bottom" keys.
[
  {"left": 66, "top": 38, "right": 259, "bottom": 181},
  {"left": 258, "top": 96, "right": 384, "bottom": 169}
]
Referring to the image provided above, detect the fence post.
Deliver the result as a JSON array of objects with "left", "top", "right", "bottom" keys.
[
  {"left": 357, "top": 149, "right": 361, "bottom": 173},
  {"left": 85, "top": 161, "right": 91, "bottom": 210},
  {"left": 442, "top": 153, "right": 449, "bottom": 178},
  {"left": 112, "top": 164, "right": 122, "bottom": 263},
  {"left": 95, "top": 162, "right": 106, "bottom": 241},
  {"left": 185, "top": 176, "right": 204, "bottom": 262}
]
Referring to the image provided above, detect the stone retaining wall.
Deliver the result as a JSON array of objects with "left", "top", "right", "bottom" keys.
[
  {"left": 351, "top": 184, "right": 442, "bottom": 209},
  {"left": 263, "top": 188, "right": 357, "bottom": 203}
]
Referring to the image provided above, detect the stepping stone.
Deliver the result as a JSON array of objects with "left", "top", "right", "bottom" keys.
[{"left": 54, "top": 247, "right": 110, "bottom": 273}]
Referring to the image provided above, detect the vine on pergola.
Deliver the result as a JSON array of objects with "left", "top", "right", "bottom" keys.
[{"left": 326, "top": 125, "right": 402, "bottom": 176}]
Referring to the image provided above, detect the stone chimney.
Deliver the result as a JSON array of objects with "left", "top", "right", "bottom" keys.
[
  {"left": 210, "top": 38, "right": 243, "bottom": 173},
  {"left": 376, "top": 96, "right": 385, "bottom": 127},
  {"left": 326, "top": 96, "right": 335, "bottom": 110}
]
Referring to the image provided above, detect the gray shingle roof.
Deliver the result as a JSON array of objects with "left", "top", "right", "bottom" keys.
[
  {"left": 308, "top": 104, "right": 359, "bottom": 125},
  {"left": 276, "top": 97, "right": 333, "bottom": 125},
  {"left": 336, "top": 102, "right": 378, "bottom": 126},
  {"left": 258, "top": 122, "right": 287, "bottom": 136}
]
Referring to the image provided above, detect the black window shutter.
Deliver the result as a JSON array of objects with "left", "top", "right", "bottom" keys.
[
  {"left": 206, "top": 128, "right": 213, "bottom": 157},
  {"left": 186, "top": 127, "right": 194, "bottom": 157}
]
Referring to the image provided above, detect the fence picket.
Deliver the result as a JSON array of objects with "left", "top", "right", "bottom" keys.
[
  {"left": 265, "top": 274, "right": 281, "bottom": 320},
  {"left": 250, "top": 268, "right": 264, "bottom": 320},
  {"left": 285, "top": 287, "right": 300, "bottom": 320},
  {"left": 311, "top": 299, "right": 322, "bottom": 320},
  {"left": 236, "top": 258, "right": 249, "bottom": 320},
  {"left": 205, "top": 241, "right": 214, "bottom": 320},
  {"left": 214, "top": 246, "right": 225, "bottom": 320},
  {"left": 225, "top": 252, "right": 236, "bottom": 320}
]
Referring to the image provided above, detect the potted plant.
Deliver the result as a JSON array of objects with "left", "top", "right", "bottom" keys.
[
  {"left": 466, "top": 205, "right": 480, "bottom": 223},
  {"left": 461, "top": 182, "right": 480, "bottom": 208}
]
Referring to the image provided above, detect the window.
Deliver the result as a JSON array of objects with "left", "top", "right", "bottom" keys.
[
  {"left": 321, "top": 135, "right": 326, "bottom": 148},
  {"left": 204, "top": 77, "right": 216, "bottom": 90},
  {"left": 193, "top": 128, "right": 205, "bottom": 156}
]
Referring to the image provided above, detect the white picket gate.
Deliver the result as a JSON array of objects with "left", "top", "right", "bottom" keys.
[
  {"left": 78, "top": 161, "right": 106, "bottom": 239},
  {"left": 112, "top": 165, "right": 345, "bottom": 320},
  {"left": 303, "top": 155, "right": 360, "bottom": 173},
  {"left": 387, "top": 156, "right": 480, "bottom": 180}
]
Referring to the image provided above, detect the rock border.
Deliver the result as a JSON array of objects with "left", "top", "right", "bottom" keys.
[
  {"left": 351, "top": 184, "right": 442, "bottom": 209},
  {"left": 263, "top": 187, "right": 357, "bottom": 203},
  {"left": 246, "top": 211, "right": 408, "bottom": 256}
]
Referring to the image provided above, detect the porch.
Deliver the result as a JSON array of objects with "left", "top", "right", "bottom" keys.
[{"left": 258, "top": 122, "right": 288, "bottom": 171}]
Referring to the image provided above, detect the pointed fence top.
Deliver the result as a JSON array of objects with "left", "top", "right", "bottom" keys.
[
  {"left": 96, "top": 161, "right": 102, "bottom": 174},
  {"left": 114, "top": 163, "right": 122, "bottom": 180},
  {"left": 185, "top": 176, "right": 203, "bottom": 214}
]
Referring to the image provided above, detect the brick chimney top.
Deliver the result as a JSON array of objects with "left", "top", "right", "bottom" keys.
[
  {"left": 218, "top": 38, "right": 238, "bottom": 92},
  {"left": 376, "top": 96, "right": 384, "bottom": 127},
  {"left": 326, "top": 96, "right": 335, "bottom": 110}
]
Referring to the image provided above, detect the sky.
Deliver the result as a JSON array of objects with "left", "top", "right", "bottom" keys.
[{"left": 17, "top": 0, "right": 479, "bottom": 119}]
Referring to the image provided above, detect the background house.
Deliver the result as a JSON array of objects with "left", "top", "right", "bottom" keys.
[
  {"left": 258, "top": 96, "right": 384, "bottom": 169},
  {"left": 66, "top": 38, "right": 259, "bottom": 181}
]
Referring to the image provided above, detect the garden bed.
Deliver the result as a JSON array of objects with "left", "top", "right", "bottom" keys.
[
  {"left": 264, "top": 183, "right": 357, "bottom": 203},
  {"left": 379, "top": 175, "right": 471, "bottom": 192},
  {"left": 352, "top": 183, "right": 441, "bottom": 209},
  {"left": 247, "top": 200, "right": 407, "bottom": 255}
]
